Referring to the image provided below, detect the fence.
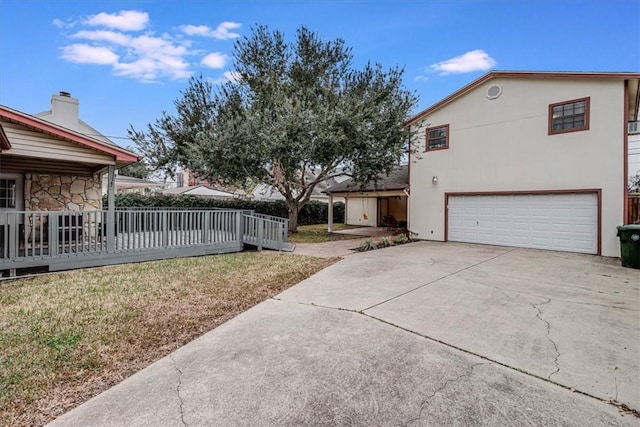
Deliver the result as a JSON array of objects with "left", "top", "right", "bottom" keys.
[
  {"left": 629, "top": 194, "right": 640, "bottom": 224},
  {"left": 0, "top": 208, "right": 290, "bottom": 276}
]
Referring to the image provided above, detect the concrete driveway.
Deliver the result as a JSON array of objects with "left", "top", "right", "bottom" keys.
[{"left": 50, "top": 242, "right": 640, "bottom": 426}]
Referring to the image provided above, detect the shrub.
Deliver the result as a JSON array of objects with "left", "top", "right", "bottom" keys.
[
  {"left": 103, "top": 194, "right": 345, "bottom": 225},
  {"left": 358, "top": 238, "right": 378, "bottom": 252},
  {"left": 394, "top": 233, "right": 409, "bottom": 245},
  {"left": 378, "top": 237, "right": 392, "bottom": 248}
]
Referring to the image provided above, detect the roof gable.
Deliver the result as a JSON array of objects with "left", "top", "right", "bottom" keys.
[
  {"left": 405, "top": 71, "right": 640, "bottom": 126},
  {"left": 0, "top": 105, "right": 139, "bottom": 162}
]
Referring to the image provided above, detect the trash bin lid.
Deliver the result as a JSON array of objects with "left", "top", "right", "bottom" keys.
[{"left": 617, "top": 224, "right": 640, "bottom": 231}]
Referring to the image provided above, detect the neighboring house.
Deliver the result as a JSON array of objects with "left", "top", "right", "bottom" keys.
[
  {"left": 325, "top": 165, "right": 408, "bottom": 229},
  {"left": 405, "top": 71, "right": 640, "bottom": 257},
  {"left": 101, "top": 174, "right": 164, "bottom": 195},
  {"left": 252, "top": 174, "right": 348, "bottom": 203},
  {"left": 162, "top": 185, "right": 236, "bottom": 199}
]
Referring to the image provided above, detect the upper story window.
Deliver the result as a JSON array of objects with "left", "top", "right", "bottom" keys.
[
  {"left": 549, "top": 97, "right": 590, "bottom": 135},
  {"left": 0, "top": 179, "right": 16, "bottom": 208},
  {"left": 425, "top": 124, "right": 449, "bottom": 151}
]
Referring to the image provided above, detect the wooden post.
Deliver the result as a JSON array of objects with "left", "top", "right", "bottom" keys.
[
  {"left": 257, "top": 218, "right": 264, "bottom": 251},
  {"left": 328, "top": 194, "right": 334, "bottom": 232},
  {"left": 106, "top": 165, "right": 116, "bottom": 252}
]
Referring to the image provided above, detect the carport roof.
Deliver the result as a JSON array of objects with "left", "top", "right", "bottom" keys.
[{"left": 325, "top": 165, "right": 408, "bottom": 194}]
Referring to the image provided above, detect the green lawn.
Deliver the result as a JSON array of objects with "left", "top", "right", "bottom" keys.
[
  {"left": 288, "top": 223, "right": 364, "bottom": 243},
  {"left": 0, "top": 253, "right": 338, "bottom": 427}
]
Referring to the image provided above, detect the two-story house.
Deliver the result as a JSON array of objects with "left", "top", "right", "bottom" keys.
[{"left": 406, "top": 71, "right": 640, "bottom": 257}]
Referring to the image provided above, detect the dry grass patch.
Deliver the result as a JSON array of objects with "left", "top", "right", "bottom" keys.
[
  {"left": 288, "top": 223, "right": 364, "bottom": 243},
  {"left": 0, "top": 252, "right": 337, "bottom": 427}
]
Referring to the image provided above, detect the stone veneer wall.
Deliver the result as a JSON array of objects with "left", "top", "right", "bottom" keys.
[{"left": 24, "top": 173, "right": 102, "bottom": 211}]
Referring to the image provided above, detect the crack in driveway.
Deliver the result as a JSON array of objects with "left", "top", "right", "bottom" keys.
[
  {"left": 401, "top": 362, "right": 490, "bottom": 427},
  {"left": 362, "top": 248, "right": 518, "bottom": 312},
  {"left": 169, "top": 353, "right": 188, "bottom": 427},
  {"left": 271, "top": 299, "right": 638, "bottom": 416},
  {"left": 531, "top": 299, "right": 561, "bottom": 380}
]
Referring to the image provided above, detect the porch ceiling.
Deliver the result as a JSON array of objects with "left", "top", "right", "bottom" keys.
[{"left": 0, "top": 154, "right": 100, "bottom": 176}]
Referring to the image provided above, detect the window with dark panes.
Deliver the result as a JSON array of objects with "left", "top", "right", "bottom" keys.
[
  {"left": 426, "top": 124, "right": 449, "bottom": 151},
  {"left": 0, "top": 179, "right": 16, "bottom": 208},
  {"left": 549, "top": 97, "right": 590, "bottom": 134}
]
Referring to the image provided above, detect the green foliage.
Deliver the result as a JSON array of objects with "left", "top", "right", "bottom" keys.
[
  {"left": 358, "top": 238, "right": 378, "bottom": 252},
  {"left": 129, "top": 25, "right": 418, "bottom": 230},
  {"left": 104, "top": 193, "right": 345, "bottom": 226},
  {"left": 378, "top": 237, "right": 392, "bottom": 248},
  {"left": 118, "top": 161, "right": 149, "bottom": 180},
  {"left": 394, "top": 233, "right": 409, "bottom": 245}
]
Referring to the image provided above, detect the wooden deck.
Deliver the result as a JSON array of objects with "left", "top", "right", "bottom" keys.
[{"left": 0, "top": 208, "right": 292, "bottom": 276}]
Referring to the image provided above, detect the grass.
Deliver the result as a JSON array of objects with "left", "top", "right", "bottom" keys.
[
  {"left": 288, "top": 223, "right": 365, "bottom": 244},
  {"left": 0, "top": 252, "right": 338, "bottom": 426}
]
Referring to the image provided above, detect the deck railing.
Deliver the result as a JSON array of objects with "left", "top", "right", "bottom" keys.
[
  {"left": 242, "top": 213, "right": 287, "bottom": 251},
  {"left": 0, "top": 208, "right": 290, "bottom": 275}
]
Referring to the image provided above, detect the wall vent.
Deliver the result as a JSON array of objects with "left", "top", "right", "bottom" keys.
[{"left": 486, "top": 84, "right": 502, "bottom": 100}]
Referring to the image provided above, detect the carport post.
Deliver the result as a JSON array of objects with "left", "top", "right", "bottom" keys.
[{"left": 328, "top": 193, "right": 334, "bottom": 232}]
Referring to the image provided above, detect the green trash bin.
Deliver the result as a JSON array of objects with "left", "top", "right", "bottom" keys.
[{"left": 616, "top": 225, "right": 640, "bottom": 269}]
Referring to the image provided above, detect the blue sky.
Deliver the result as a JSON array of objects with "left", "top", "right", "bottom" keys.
[{"left": 1, "top": 0, "right": 638, "bottom": 150}]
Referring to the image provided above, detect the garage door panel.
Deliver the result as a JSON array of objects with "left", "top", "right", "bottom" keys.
[
  {"left": 531, "top": 208, "right": 551, "bottom": 217},
  {"left": 531, "top": 222, "right": 550, "bottom": 231},
  {"left": 552, "top": 207, "right": 572, "bottom": 217},
  {"left": 552, "top": 223, "right": 571, "bottom": 233},
  {"left": 448, "top": 193, "right": 597, "bottom": 254}
]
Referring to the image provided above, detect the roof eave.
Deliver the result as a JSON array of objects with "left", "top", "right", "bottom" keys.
[
  {"left": 404, "top": 70, "right": 640, "bottom": 126},
  {"left": 0, "top": 105, "right": 139, "bottom": 162},
  {"left": 0, "top": 122, "right": 11, "bottom": 151}
]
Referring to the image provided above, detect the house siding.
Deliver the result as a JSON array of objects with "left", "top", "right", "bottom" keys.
[
  {"left": 1, "top": 121, "right": 115, "bottom": 165},
  {"left": 409, "top": 77, "right": 625, "bottom": 257}
]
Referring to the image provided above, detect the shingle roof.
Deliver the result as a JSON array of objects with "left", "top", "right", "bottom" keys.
[{"left": 325, "top": 165, "right": 408, "bottom": 193}]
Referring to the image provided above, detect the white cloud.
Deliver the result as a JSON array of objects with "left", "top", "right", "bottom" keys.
[
  {"left": 72, "top": 30, "right": 131, "bottom": 46},
  {"left": 113, "top": 57, "right": 190, "bottom": 82},
  {"left": 84, "top": 10, "right": 149, "bottom": 31},
  {"left": 57, "top": 12, "right": 239, "bottom": 82},
  {"left": 52, "top": 18, "right": 75, "bottom": 29},
  {"left": 180, "top": 25, "right": 211, "bottom": 37},
  {"left": 180, "top": 21, "right": 241, "bottom": 40},
  {"left": 66, "top": 29, "right": 191, "bottom": 81},
  {"left": 212, "top": 71, "right": 241, "bottom": 84},
  {"left": 201, "top": 52, "right": 228, "bottom": 69},
  {"left": 414, "top": 75, "right": 429, "bottom": 82},
  {"left": 61, "top": 44, "right": 119, "bottom": 65},
  {"left": 429, "top": 49, "right": 496, "bottom": 75}
]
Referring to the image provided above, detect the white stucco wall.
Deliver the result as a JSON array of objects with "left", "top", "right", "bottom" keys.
[
  {"left": 409, "top": 77, "right": 626, "bottom": 257},
  {"left": 346, "top": 197, "right": 377, "bottom": 226}
]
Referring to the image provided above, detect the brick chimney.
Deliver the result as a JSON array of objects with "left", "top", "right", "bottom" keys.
[{"left": 50, "top": 91, "right": 79, "bottom": 131}]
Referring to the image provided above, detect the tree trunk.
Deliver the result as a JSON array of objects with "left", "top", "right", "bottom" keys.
[{"left": 287, "top": 200, "right": 300, "bottom": 233}]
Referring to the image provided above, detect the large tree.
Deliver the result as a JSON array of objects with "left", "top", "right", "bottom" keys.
[
  {"left": 117, "top": 160, "right": 149, "bottom": 180},
  {"left": 129, "top": 25, "right": 418, "bottom": 232}
]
